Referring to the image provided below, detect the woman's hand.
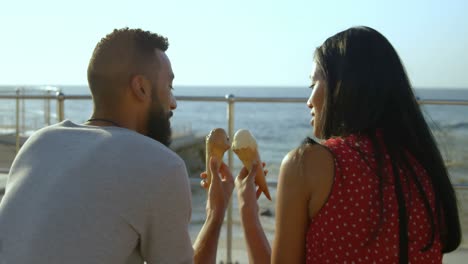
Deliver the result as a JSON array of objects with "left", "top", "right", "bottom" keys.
[
  {"left": 235, "top": 162, "right": 272, "bottom": 263},
  {"left": 235, "top": 162, "right": 268, "bottom": 213}
]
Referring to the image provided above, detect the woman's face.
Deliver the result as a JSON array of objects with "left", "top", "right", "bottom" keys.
[{"left": 307, "top": 62, "right": 327, "bottom": 138}]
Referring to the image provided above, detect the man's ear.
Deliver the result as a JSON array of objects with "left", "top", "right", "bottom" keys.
[{"left": 130, "top": 75, "right": 151, "bottom": 102}]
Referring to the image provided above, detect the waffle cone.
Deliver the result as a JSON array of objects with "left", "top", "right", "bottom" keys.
[
  {"left": 234, "top": 147, "right": 271, "bottom": 200},
  {"left": 205, "top": 128, "right": 230, "bottom": 186}
]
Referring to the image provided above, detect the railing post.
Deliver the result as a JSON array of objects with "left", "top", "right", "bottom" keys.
[
  {"left": 45, "top": 89, "right": 51, "bottom": 125},
  {"left": 56, "top": 91, "right": 65, "bottom": 122},
  {"left": 225, "top": 94, "right": 235, "bottom": 263},
  {"left": 15, "top": 88, "right": 21, "bottom": 153},
  {"left": 21, "top": 88, "right": 25, "bottom": 136}
]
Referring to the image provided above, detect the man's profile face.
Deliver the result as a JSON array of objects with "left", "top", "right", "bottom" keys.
[{"left": 146, "top": 51, "right": 177, "bottom": 146}]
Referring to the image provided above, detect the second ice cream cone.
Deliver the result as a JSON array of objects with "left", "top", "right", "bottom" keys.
[{"left": 205, "top": 128, "right": 230, "bottom": 187}]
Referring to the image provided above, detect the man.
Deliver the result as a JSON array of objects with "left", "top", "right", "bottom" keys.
[{"left": 0, "top": 28, "right": 237, "bottom": 263}]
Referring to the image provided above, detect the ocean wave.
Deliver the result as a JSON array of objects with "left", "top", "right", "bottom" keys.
[
  {"left": 445, "top": 160, "right": 468, "bottom": 169},
  {"left": 442, "top": 122, "right": 468, "bottom": 130}
]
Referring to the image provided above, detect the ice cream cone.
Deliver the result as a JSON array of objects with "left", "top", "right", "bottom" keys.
[
  {"left": 205, "top": 128, "right": 230, "bottom": 187},
  {"left": 232, "top": 129, "right": 271, "bottom": 200}
]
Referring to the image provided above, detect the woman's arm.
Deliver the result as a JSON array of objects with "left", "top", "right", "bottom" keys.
[
  {"left": 236, "top": 164, "right": 271, "bottom": 264},
  {"left": 272, "top": 145, "right": 334, "bottom": 263},
  {"left": 235, "top": 144, "right": 333, "bottom": 263}
]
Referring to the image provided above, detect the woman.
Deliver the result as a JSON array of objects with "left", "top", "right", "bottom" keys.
[{"left": 235, "top": 26, "right": 461, "bottom": 263}]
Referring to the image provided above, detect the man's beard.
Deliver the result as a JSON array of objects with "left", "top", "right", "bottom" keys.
[{"left": 147, "top": 101, "right": 172, "bottom": 147}]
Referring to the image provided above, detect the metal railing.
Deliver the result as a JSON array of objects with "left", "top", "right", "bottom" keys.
[{"left": 1, "top": 91, "right": 468, "bottom": 263}]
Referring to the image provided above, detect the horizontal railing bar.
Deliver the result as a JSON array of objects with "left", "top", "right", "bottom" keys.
[
  {"left": 0, "top": 95, "right": 60, "bottom": 100},
  {"left": 2, "top": 94, "right": 468, "bottom": 105},
  {"left": 229, "top": 97, "right": 306, "bottom": 103},
  {"left": 0, "top": 95, "right": 91, "bottom": 100},
  {"left": 55, "top": 95, "right": 91, "bottom": 100},
  {"left": 175, "top": 96, "right": 306, "bottom": 103},
  {"left": 176, "top": 96, "right": 232, "bottom": 102},
  {"left": 418, "top": 99, "right": 468, "bottom": 106}
]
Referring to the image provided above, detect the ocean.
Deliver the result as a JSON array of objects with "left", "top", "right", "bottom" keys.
[{"left": 1, "top": 85, "right": 468, "bottom": 184}]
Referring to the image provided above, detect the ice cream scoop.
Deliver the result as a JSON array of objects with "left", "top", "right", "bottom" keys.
[
  {"left": 232, "top": 129, "right": 271, "bottom": 200},
  {"left": 205, "top": 128, "right": 231, "bottom": 187}
]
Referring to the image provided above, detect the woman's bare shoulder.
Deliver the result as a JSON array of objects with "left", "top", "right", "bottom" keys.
[
  {"left": 280, "top": 143, "right": 334, "bottom": 188},
  {"left": 277, "top": 143, "right": 335, "bottom": 218}
]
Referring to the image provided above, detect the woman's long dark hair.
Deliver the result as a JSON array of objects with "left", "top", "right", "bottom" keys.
[{"left": 314, "top": 26, "right": 461, "bottom": 257}]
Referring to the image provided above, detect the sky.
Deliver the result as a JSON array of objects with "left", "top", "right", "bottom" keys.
[{"left": 1, "top": 0, "right": 467, "bottom": 88}]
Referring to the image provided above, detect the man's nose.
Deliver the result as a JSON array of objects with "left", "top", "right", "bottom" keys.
[{"left": 170, "top": 94, "right": 177, "bottom": 110}]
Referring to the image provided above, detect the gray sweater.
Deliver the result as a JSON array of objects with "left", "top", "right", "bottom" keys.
[{"left": 0, "top": 120, "right": 193, "bottom": 264}]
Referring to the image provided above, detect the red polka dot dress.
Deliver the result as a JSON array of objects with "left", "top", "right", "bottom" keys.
[{"left": 306, "top": 134, "right": 442, "bottom": 263}]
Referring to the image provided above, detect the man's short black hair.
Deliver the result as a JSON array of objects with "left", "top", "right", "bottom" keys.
[{"left": 87, "top": 28, "right": 169, "bottom": 101}]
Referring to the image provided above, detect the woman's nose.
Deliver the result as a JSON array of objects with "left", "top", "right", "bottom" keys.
[{"left": 307, "top": 96, "right": 313, "bottom": 109}]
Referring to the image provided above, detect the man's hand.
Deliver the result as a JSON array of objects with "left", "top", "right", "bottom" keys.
[
  {"left": 200, "top": 157, "right": 234, "bottom": 218},
  {"left": 194, "top": 158, "right": 234, "bottom": 263}
]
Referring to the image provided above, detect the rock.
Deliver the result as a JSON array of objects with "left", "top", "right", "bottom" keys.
[{"left": 260, "top": 208, "right": 273, "bottom": 217}]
